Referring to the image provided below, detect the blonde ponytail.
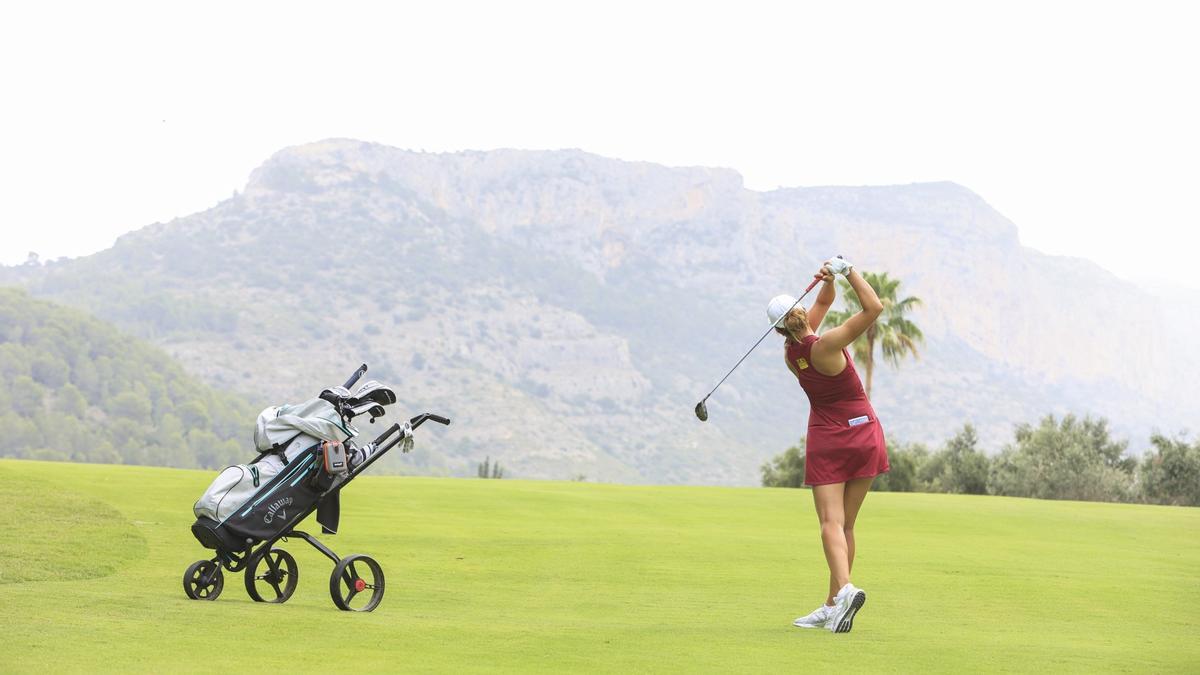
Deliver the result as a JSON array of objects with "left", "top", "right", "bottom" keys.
[{"left": 778, "top": 307, "right": 810, "bottom": 343}]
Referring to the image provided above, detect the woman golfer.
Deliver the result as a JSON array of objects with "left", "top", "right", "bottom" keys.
[{"left": 769, "top": 256, "right": 888, "bottom": 634}]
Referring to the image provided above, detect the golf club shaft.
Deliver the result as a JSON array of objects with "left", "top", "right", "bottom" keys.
[{"left": 699, "top": 277, "right": 822, "bottom": 403}]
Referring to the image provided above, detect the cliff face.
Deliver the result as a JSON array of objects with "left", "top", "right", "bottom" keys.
[{"left": 7, "top": 139, "right": 1196, "bottom": 483}]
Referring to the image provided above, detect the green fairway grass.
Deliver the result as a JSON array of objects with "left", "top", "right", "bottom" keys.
[{"left": 1, "top": 459, "right": 1197, "bottom": 673}]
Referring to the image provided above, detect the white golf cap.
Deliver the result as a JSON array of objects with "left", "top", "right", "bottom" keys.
[{"left": 767, "top": 294, "right": 798, "bottom": 328}]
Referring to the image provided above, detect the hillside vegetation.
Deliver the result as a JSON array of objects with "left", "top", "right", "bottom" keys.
[
  {"left": 0, "top": 288, "right": 255, "bottom": 468},
  {"left": 2, "top": 459, "right": 1198, "bottom": 673},
  {"left": 5, "top": 140, "right": 1199, "bottom": 483}
]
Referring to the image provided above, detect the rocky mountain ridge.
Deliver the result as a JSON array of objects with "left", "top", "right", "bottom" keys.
[{"left": 5, "top": 139, "right": 1196, "bottom": 484}]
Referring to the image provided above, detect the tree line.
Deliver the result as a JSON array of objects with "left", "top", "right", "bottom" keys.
[
  {"left": 0, "top": 288, "right": 256, "bottom": 468},
  {"left": 762, "top": 415, "right": 1200, "bottom": 507}
]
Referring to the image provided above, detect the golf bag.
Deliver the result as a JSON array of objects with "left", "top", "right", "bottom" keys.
[
  {"left": 192, "top": 397, "right": 355, "bottom": 524},
  {"left": 183, "top": 363, "right": 450, "bottom": 611},
  {"left": 191, "top": 370, "right": 403, "bottom": 548}
]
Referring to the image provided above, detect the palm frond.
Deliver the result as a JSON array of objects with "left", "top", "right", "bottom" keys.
[{"left": 817, "top": 271, "right": 924, "bottom": 395}]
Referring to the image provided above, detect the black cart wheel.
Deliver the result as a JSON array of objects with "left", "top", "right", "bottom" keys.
[
  {"left": 183, "top": 560, "right": 224, "bottom": 600},
  {"left": 329, "top": 554, "right": 385, "bottom": 612},
  {"left": 245, "top": 548, "right": 299, "bottom": 603}
]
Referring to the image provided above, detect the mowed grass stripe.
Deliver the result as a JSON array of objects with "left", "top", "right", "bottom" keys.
[{"left": 0, "top": 459, "right": 1197, "bottom": 673}]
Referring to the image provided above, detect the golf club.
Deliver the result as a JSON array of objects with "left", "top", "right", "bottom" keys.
[{"left": 694, "top": 276, "right": 823, "bottom": 422}]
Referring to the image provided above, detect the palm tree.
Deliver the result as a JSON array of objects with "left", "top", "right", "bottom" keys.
[{"left": 822, "top": 271, "right": 923, "bottom": 399}]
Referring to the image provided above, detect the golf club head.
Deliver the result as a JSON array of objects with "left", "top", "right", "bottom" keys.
[
  {"left": 351, "top": 379, "right": 397, "bottom": 407},
  {"left": 319, "top": 385, "right": 352, "bottom": 405},
  {"left": 694, "top": 400, "right": 708, "bottom": 422}
]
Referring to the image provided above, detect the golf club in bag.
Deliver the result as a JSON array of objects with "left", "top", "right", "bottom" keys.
[
  {"left": 183, "top": 363, "right": 450, "bottom": 611},
  {"left": 695, "top": 275, "right": 824, "bottom": 421}
]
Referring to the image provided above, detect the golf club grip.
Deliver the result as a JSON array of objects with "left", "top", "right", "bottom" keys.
[{"left": 343, "top": 363, "right": 368, "bottom": 390}]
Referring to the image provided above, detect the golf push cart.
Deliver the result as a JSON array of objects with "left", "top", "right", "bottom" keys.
[{"left": 183, "top": 363, "right": 449, "bottom": 611}]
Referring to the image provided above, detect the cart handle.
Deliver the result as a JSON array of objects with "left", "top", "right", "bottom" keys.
[
  {"left": 345, "top": 412, "right": 451, "bottom": 480},
  {"left": 323, "top": 410, "right": 447, "bottom": 496},
  {"left": 340, "top": 425, "right": 400, "bottom": 483},
  {"left": 410, "top": 413, "right": 451, "bottom": 429},
  {"left": 372, "top": 413, "right": 450, "bottom": 455}
]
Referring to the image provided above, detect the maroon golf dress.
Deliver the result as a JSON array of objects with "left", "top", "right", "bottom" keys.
[{"left": 785, "top": 334, "right": 889, "bottom": 486}]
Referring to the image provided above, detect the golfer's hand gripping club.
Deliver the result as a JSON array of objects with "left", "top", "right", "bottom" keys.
[{"left": 826, "top": 255, "right": 853, "bottom": 276}]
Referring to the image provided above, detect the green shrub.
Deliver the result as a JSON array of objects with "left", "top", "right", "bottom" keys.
[
  {"left": 761, "top": 438, "right": 806, "bottom": 488},
  {"left": 919, "top": 424, "right": 989, "bottom": 494},
  {"left": 875, "top": 441, "right": 928, "bottom": 492},
  {"left": 988, "top": 414, "right": 1135, "bottom": 502},
  {"left": 1140, "top": 434, "right": 1200, "bottom": 506}
]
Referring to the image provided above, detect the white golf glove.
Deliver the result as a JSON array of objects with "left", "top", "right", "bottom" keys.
[
  {"left": 397, "top": 421, "right": 415, "bottom": 454},
  {"left": 826, "top": 256, "right": 854, "bottom": 276}
]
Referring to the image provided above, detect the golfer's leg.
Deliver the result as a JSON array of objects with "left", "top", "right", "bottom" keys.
[
  {"left": 812, "top": 483, "right": 850, "bottom": 605},
  {"left": 842, "top": 476, "right": 875, "bottom": 577}
]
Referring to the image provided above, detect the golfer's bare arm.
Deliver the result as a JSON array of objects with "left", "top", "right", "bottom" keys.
[
  {"left": 806, "top": 267, "right": 837, "bottom": 330},
  {"left": 812, "top": 269, "right": 883, "bottom": 372}
]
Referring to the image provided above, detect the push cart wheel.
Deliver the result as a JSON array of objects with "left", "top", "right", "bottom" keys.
[
  {"left": 245, "top": 548, "right": 299, "bottom": 603},
  {"left": 183, "top": 560, "right": 224, "bottom": 600},
  {"left": 329, "top": 554, "right": 385, "bottom": 612}
]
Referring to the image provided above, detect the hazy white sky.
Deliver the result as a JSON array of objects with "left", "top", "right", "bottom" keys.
[{"left": 2, "top": 1, "right": 1197, "bottom": 289}]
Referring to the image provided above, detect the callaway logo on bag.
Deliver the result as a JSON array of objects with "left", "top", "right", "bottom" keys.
[{"left": 264, "top": 497, "right": 294, "bottom": 524}]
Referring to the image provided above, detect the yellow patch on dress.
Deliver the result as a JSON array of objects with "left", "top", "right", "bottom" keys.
[{"left": 795, "top": 357, "right": 809, "bottom": 370}]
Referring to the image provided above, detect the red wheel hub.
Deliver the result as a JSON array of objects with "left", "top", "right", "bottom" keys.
[{"left": 354, "top": 578, "right": 367, "bottom": 592}]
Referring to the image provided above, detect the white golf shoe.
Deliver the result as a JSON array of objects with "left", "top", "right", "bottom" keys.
[
  {"left": 792, "top": 603, "right": 836, "bottom": 629},
  {"left": 826, "top": 583, "right": 867, "bottom": 633}
]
